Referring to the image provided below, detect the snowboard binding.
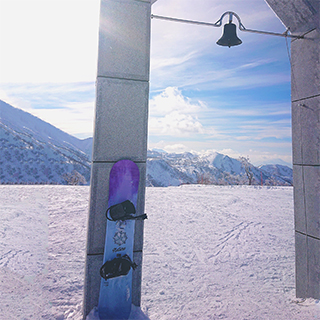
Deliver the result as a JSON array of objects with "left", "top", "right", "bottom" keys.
[
  {"left": 106, "top": 200, "right": 147, "bottom": 221},
  {"left": 100, "top": 254, "right": 137, "bottom": 280}
]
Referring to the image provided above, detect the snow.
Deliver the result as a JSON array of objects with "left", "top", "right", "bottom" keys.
[{"left": 1, "top": 185, "right": 319, "bottom": 319}]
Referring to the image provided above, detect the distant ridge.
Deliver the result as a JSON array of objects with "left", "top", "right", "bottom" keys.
[
  {"left": 146, "top": 150, "right": 292, "bottom": 187},
  {"left": 0, "top": 100, "right": 92, "bottom": 184},
  {"left": 0, "top": 100, "right": 292, "bottom": 186},
  {"left": 0, "top": 100, "right": 93, "bottom": 157}
]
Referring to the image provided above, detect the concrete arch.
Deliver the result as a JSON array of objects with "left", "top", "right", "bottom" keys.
[{"left": 83, "top": 0, "right": 319, "bottom": 317}]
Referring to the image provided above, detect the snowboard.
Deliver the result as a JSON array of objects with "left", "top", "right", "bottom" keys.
[{"left": 98, "top": 160, "right": 140, "bottom": 320}]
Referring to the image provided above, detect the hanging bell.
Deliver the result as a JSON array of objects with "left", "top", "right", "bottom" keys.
[{"left": 216, "top": 22, "right": 242, "bottom": 48}]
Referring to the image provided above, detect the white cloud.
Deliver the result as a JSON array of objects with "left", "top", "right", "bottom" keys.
[
  {"left": 150, "top": 87, "right": 206, "bottom": 115},
  {"left": 149, "top": 87, "right": 207, "bottom": 136},
  {"left": 149, "top": 111, "right": 204, "bottom": 137}
]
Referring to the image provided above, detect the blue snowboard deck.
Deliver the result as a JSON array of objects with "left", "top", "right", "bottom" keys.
[{"left": 98, "top": 160, "right": 139, "bottom": 320}]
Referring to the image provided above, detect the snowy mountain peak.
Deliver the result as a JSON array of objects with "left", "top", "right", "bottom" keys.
[
  {"left": 0, "top": 100, "right": 91, "bottom": 184},
  {"left": 0, "top": 100, "right": 92, "bottom": 156}
]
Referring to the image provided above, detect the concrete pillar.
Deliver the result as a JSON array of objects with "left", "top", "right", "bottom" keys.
[
  {"left": 83, "top": 0, "right": 151, "bottom": 317},
  {"left": 291, "top": 28, "right": 320, "bottom": 298},
  {"left": 265, "top": 0, "right": 320, "bottom": 299}
]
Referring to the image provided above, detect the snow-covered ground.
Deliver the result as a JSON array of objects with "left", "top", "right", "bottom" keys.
[{"left": 0, "top": 185, "right": 319, "bottom": 319}]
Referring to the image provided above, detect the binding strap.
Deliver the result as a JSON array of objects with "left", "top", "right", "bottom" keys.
[
  {"left": 106, "top": 200, "right": 147, "bottom": 221},
  {"left": 100, "top": 254, "right": 137, "bottom": 280}
]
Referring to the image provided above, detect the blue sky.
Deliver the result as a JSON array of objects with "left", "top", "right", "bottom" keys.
[{"left": 0, "top": 0, "right": 293, "bottom": 165}]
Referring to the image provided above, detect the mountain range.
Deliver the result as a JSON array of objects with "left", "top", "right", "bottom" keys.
[
  {"left": 146, "top": 150, "right": 293, "bottom": 187},
  {"left": 0, "top": 100, "right": 292, "bottom": 186}
]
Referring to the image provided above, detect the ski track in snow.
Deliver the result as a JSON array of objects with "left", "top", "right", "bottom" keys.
[{"left": 0, "top": 185, "right": 319, "bottom": 319}]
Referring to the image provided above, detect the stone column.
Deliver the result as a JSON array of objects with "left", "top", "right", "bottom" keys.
[
  {"left": 265, "top": 0, "right": 319, "bottom": 299},
  {"left": 291, "top": 28, "right": 320, "bottom": 298},
  {"left": 83, "top": 0, "right": 151, "bottom": 317}
]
